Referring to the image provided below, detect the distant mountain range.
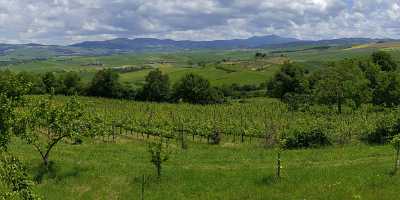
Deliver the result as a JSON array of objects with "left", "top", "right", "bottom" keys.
[
  {"left": 70, "top": 35, "right": 397, "bottom": 52},
  {"left": 70, "top": 35, "right": 301, "bottom": 51},
  {"left": 0, "top": 35, "right": 397, "bottom": 60}
]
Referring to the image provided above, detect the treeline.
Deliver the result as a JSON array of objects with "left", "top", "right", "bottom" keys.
[
  {"left": 1, "top": 68, "right": 264, "bottom": 104},
  {"left": 267, "top": 51, "right": 399, "bottom": 112}
]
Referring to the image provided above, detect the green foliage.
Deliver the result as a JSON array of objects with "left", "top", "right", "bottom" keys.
[
  {"left": 173, "top": 73, "right": 224, "bottom": 104},
  {"left": 139, "top": 69, "right": 170, "bottom": 102},
  {"left": 41, "top": 72, "right": 60, "bottom": 94},
  {"left": 284, "top": 126, "right": 331, "bottom": 149},
  {"left": 0, "top": 71, "right": 31, "bottom": 101},
  {"left": 16, "top": 95, "right": 89, "bottom": 167},
  {"left": 0, "top": 95, "right": 14, "bottom": 151},
  {"left": 267, "top": 62, "right": 309, "bottom": 99},
  {"left": 0, "top": 153, "right": 39, "bottom": 200},
  {"left": 363, "top": 113, "right": 400, "bottom": 144},
  {"left": 313, "top": 60, "right": 371, "bottom": 113},
  {"left": 148, "top": 140, "right": 170, "bottom": 178},
  {"left": 88, "top": 69, "right": 123, "bottom": 98},
  {"left": 391, "top": 134, "right": 400, "bottom": 174},
  {"left": 391, "top": 135, "right": 400, "bottom": 149},
  {"left": 373, "top": 71, "right": 400, "bottom": 106},
  {"left": 372, "top": 51, "right": 397, "bottom": 71},
  {"left": 16, "top": 72, "right": 45, "bottom": 95},
  {"left": 61, "top": 72, "right": 82, "bottom": 95}
]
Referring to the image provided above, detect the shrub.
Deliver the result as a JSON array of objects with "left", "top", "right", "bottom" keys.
[
  {"left": 209, "top": 130, "right": 222, "bottom": 145},
  {"left": 363, "top": 115, "right": 400, "bottom": 144},
  {"left": 284, "top": 127, "right": 331, "bottom": 149}
]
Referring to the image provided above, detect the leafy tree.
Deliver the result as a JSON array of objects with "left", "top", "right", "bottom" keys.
[
  {"left": 62, "top": 72, "right": 82, "bottom": 95},
  {"left": 173, "top": 73, "right": 223, "bottom": 104},
  {"left": 358, "top": 61, "right": 381, "bottom": 88},
  {"left": 0, "top": 71, "right": 31, "bottom": 101},
  {"left": 42, "top": 72, "right": 60, "bottom": 93},
  {"left": 372, "top": 51, "right": 398, "bottom": 71},
  {"left": 0, "top": 153, "right": 39, "bottom": 200},
  {"left": 267, "top": 62, "right": 309, "bottom": 100},
  {"left": 0, "top": 75, "right": 38, "bottom": 199},
  {"left": 313, "top": 60, "right": 371, "bottom": 113},
  {"left": 16, "top": 95, "right": 89, "bottom": 168},
  {"left": 0, "top": 95, "right": 15, "bottom": 151},
  {"left": 88, "top": 69, "right": 122, "bottom": 98},
  {"left": 373, "top": 72, "right": 400, "bottom": 106},
  {"left": 391, "top": 135, "right": 400, "bottom": 175},
  {"left": 140, "top": 69, "right": 170, "bottom": 102},
  {"left": 148, "top": 140, "right": 170, "bottom": 178}
]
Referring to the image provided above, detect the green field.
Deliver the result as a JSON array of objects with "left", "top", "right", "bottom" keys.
[
  {"left": 3, "top": 44, "right": 399, "bottom": 87},
  {"left": 9, "top": 135, "right": 400, "bottom": 200}
]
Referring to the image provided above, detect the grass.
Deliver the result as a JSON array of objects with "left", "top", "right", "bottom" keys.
[{"left": 8, "top": 135, "right": 400, "bottom": 200}]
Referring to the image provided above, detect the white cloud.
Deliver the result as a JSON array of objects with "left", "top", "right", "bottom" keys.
[{"left": 0, "top": 0, "right": 399, "bottom": 45}]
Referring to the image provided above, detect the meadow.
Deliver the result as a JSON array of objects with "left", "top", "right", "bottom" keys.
[{"left": 9, "top": 132, "right": 400, "bottom": 200}]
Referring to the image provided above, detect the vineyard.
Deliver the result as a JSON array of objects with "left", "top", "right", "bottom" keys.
[
  {"left": 3, "top": 95, "right": 398, "bottom": 199},
  {"left": 25, "top": 95, "right": 389, "bottom": 147}
]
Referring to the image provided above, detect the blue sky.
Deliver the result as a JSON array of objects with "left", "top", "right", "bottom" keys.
[{"left": 0, "top": 0, "right": 399, "bottom": 45}]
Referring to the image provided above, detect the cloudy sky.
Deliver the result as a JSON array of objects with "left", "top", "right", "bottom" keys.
[{"left": 0, "top": 0, "right": 399, "bottom": 45}]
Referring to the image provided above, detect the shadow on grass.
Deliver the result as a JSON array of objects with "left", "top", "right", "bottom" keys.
[
  {"left": 259, "top": 175, "right": 281, "bottom": 186},
  {"left": 34, "top": 161, "right": 87, "bottom": 183},
  {"left": 132, "top": 174, "right": 162, "bottom": 186}
]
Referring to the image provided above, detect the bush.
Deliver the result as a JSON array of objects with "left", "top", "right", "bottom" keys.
[
  {"left": 363, "top": 115, "right": 400, "bottom": 144},
  {"left": 284, "top": 127, "right": 331, "bottom": 149},
  {"left": 209, "top": 130, "right": 222, "bottom": 145}
]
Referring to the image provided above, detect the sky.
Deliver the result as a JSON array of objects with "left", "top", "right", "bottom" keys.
[{"left": 0, "top": 0, "right": 399, "bottom": 45}]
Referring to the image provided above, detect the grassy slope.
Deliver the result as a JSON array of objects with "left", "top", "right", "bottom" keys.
[{"left": 9, "top": 137, "right": 399, "bottom": 200}]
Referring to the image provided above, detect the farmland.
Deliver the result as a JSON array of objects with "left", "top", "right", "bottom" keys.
[
  {"left": 2, "top": 42, "right": 400, "bottom": 200},
  {"left": 2, "top": 43, "right": 399, "bottom": 87}
]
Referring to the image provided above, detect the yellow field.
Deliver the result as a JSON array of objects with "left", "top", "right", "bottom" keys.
[{"left": 345, "top": 42, "right": 400, "bottom": 50}]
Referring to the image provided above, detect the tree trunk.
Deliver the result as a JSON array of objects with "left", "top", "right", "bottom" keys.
[
  {"left": 277, "top": 151, "right": 281, "bottom": 178},
  {"left": 337, "top": 99, "right": 342, "bottom": 114},
  {"left": 157, "top": 164, "right": 161, "bottom": 178},
  {"left": 395, "top": 143, "right": 400, "bottom": 174}
]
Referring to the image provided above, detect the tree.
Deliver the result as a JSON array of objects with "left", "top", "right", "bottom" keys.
[
  {"left": 62, "top": 72, "right": 82, "bottom": 95},
  {"left": 0, "top": 75, "right": 38, "bottom": 199},
  {"left": 267, "top": 62, "right": 309, "bottom": 100},
  {"left": 313, "top": 60, "right": 371, "bottom": 113},
  {"left": 42, "top": 72, "right": 60, "bottom": 93},
  {"left": 140, "top": 69, "right": 170, "bottom": 102},
  {"left": 173, "top": 73, "right": 223, "bottom": 104},
  {"left": 358, "top": 61, "right": 381, "bottom": 88},
  {"left": 0, "top": 153, "right": 39, "bottom": 200},
  {"left": 88, "top": 69, "right": 122, "bottom": 98},
  {"left": 16, "top": 95, "right": 89, "bottom": 168},
  {"left": 17, "top": 71, "right": 46, "bottom": 95},
  {"left": 0, "top": 95, "right": 14, "bottom": 151},
  {"left": 0, "top": 71, "right": 31, "bottom": 101},
  {"left": 391, "top": 135, "right": 400, "bottom": 175},
  {"left": 148, "top": 140, "right": 170, "bottom": 178},
  {"left": 372, "top": 51, "right": 397, "bottom": 71},
  {"left": 373, "top": 71, "right": 400, "bottom": 106}
]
